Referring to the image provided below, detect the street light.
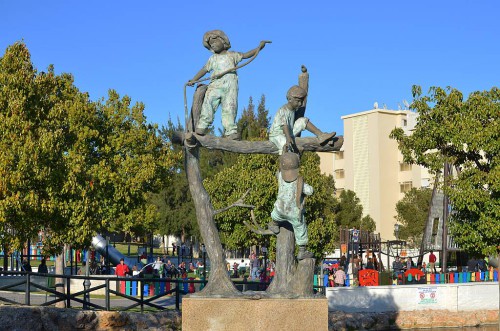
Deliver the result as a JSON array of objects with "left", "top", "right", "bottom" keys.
[
  {"left": 83, "top": 248, "right": 91, "bottom": 309},
  {"left": 394, "top": 224, "right": 400, "bottom": 256}
]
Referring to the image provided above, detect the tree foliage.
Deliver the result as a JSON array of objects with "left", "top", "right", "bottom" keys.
[
  {"left": 152, "top": 119, "right": 199, "bottom": 241},
  {"left": 237, "top": 95, "right": 270, "bottom": 140},
  {"left": 360, "top": 215, "right": 376, "bottom": 233},
  {"left": 395, "top": 187, "right": 432, "bottom": 247},
  {"left": 390, "top": 85, "right": 500, "bottom": 257},
  {"left": 0, "top": 42, "right": 178, "bottom": 253},
  {"left": 333, "top": 190, "right": 376, "bottom": 240}
]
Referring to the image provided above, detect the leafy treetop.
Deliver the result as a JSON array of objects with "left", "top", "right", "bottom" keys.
[{"left": 390, "top": 85, "right": 500, "bottom": 257}]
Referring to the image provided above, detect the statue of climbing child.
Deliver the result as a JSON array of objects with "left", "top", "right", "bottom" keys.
[
  {"left": 268, "top": 152, "right": 314, "bottom": 260},
  {"left": 187, "top": 30, "right": 269, "bottom": 140},
  {"left": 269, "top": 85, "right": 336, "bottom": 154}
]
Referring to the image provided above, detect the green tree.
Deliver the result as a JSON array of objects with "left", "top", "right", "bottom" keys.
[
  {"left": 395, "top": 187, "right": 432, "bottom": 247},
  {"left": 237, "top": 95, "right": 270, "bottom": 141},
  {"left": 390, "top": 85, "right": 500, "bottom": 257},
  {"left": 334, "top": 190, "right": 362, "bottom": 228},
  {"left": 152, "top": 119, "right": 198, "bottom": 242},
  {"left": 334, "top": 190, "right": 376, "bottom": 238},
  {"left": 0, "top": 42, "right": 178, "bottom": 253},
  {"left": 360, "top": 215, "right": 376, "bottom": 233},
  {"left": 204, "top": 152, "right": 338, "bottom": 260}
]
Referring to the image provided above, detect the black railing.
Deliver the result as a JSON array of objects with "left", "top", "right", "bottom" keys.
[
  {"left": 0, "top": 271, "right": 322, "bottom": 312},
  {"left": 0, "top": 271, "right": 193, "bottom": 312}
]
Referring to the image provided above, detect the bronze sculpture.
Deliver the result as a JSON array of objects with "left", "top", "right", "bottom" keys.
[{"left": 174, "top": 31, "right": 343, "bottom": 297}]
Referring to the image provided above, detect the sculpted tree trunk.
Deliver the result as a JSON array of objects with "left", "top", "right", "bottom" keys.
[
  {"left": 266, "top": 224, "right": 315, "bottom": 297},
  {"left": 185, "top": 146, "right": 240, "bottom": 296},
  {"left": 184, "top": 85, "right": 240, "bottom": 296}
]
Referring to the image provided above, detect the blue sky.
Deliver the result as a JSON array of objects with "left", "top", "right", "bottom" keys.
[{"left": 1, "top": 1, "right": 499, "bottom": 135}]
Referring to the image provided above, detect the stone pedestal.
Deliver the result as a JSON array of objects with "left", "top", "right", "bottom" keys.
[{"left": 182, "top": 297, "right": 328, "bottom": 331}]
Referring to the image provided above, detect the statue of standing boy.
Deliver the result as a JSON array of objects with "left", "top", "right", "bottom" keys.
[
  {"left": 269, "top": 85, "right": 336, "bottom": 154},
  {"left": 269, "top": 152, "right": 314, "bottom": 260},
  {"left": 188, "top": 30, "right": 268, "bottom": 140}
]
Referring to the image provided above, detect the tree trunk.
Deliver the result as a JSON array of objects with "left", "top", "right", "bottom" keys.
[
  {"left": 289, "top": 258, "right": 316, "bottom": 297},
  {"left": 185, "top": 146, "right": 240, "bottom": 297},
  {"left": 55, "top": 251, "right": 65, "bottom": 308}
]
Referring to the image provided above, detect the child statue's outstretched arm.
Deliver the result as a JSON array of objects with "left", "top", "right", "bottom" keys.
[{"left": 241, "top": 40, "right": 271, "bottom": 59}]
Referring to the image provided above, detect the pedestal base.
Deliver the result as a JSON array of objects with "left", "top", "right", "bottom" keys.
[{"left": 182, "top": 297, "right": 328, "bottom": 331}]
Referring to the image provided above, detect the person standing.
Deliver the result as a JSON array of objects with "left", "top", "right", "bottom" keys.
[
  {"left": 22, "top": 258, "right": 32, "bottom": 272},
  {"left": 334, "top": 267, "right": 347, "bottom": 287},
  {"left": 428, "top": 250, "right": 437, "bottom": 273},
  {"left": 115, "top": 258, "right": 130, "bottom": 277},
  {"left": 153, "top": 256, "right": 163, "bottom": 276},
  {"left": 37, "top": 257, "right": 48, "bottom": 274},
  {"left": 250, "top": 252, "right": 260, "bottom": 281},
  {"left": 392, "top": 256, "right": 404, "bottom": 277},
  {"left": 340, "top": 253, "right": 347, "bottom": 269},
  {"left": 347, "top": 257, "right": 357, "bottom": 286},
  {"left": 366, "top": 258, "right": 375, "bottom": 270},
  {"left": 115, "top": 258, "right": 130, "bottom": 294},
  {"left": 373, "top": 255, "right": 379, "bottom": 271}
]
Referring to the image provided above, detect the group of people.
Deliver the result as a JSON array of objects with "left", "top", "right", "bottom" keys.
[
  {"left": 170, "top": 243, "right": 190, "bottom": 257},
  {"left": 324, "top": 253, "right": 382, "bottom": 287},
  {"left": 392, "top": 256, "right": 416, "bottom": 275},
  {"left": 228, "top": 252, "right": 275, "bottom": 282},
  {"left": 21, "top": 257, "right": 48, "bottom": 274},
  {"left": 327, "top": 266, "right": 347, "bottom": 287},
  {"left": 112, "top": 255, "right": 205, "bottom": 280}
]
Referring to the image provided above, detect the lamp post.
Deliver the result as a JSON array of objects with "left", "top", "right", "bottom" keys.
[
  {"left": 83, "top": 249, "right": 91, "bottom": 309},
  {"left": 394, "top": 224, "right": 400, "bottom": 257}
]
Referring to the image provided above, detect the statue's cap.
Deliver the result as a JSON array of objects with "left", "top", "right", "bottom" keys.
[
  {"left": 286, "top": 85, "right": 307, "bottom": 99},
  {"left": 280, "top": 152, "right": 300, "bottom": 182},
  {"left": 203, "top": 30, "right": 231, "bottom": 51}
]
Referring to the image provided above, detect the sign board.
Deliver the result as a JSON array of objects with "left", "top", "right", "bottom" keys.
[{"left": 417, "top": 287, "right": 438, "bottom": 305}]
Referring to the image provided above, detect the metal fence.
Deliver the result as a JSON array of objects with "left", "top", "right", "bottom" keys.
[{"left": 0, "top": 271, "right": 318, "bottom": 312}]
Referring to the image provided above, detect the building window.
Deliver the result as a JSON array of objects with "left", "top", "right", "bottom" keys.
[
  {"left": 335, "top": 151, "right": 344, "bottom": 160},
  {"left": 402, "top": 119, "right": 407, "bottom": 127},
  {"left": 399, "top": 162, "right": 412, "bottom": 171},
  {"left": 335, "top": 169, "right": 345, "bottom": 179},
  {"left": 400, "top": 181, "right": 413, "bottom": 193}
]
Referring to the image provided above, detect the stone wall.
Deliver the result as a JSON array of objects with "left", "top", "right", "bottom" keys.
[
  {"left": 328, "top": 310, "right": 499, "bottom": 330},
  {"left": 0, "top": 305, "right": 497, "bottom": 330},
  {"left": 327, "top": 282, "right": 499, "bottom": 312},
  {"left": 0, "top": 306, "right": 181, "bottom": 331}
]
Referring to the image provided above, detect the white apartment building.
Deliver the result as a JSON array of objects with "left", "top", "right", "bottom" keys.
[{"left": 319, "top": 108, "right": 431, "bottom": 242}]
